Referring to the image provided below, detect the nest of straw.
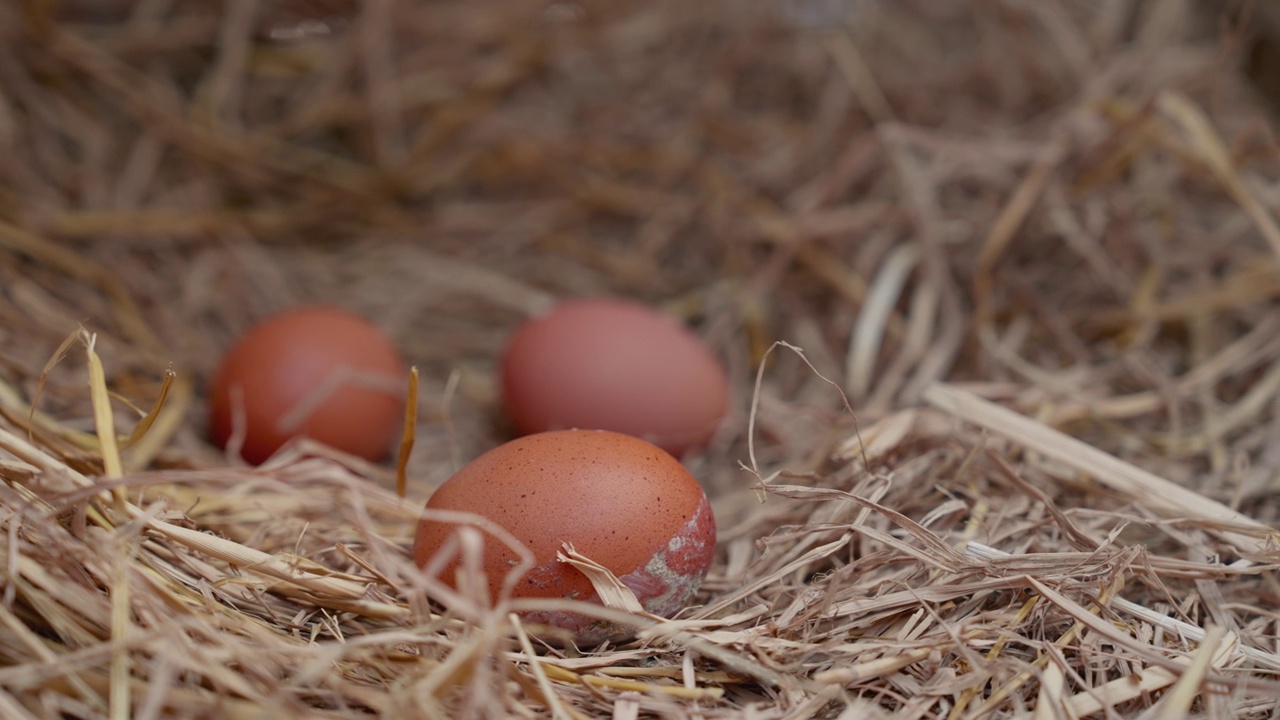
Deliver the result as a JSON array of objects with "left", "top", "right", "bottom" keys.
[{"left": 2, "top": 0, "right": 1280, "bottom": 717}]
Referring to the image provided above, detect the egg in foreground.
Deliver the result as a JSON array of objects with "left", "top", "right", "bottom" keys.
[
  {"left": 208, "top": 305, "right": 407, "bottom": 464},
  {"left": 413, "top": 429, "right": 716, "bottom": 639}
]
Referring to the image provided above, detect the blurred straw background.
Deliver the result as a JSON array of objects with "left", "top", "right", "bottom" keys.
[{"left": 2, "top": 0, "right": 1280, "bottom": 717}]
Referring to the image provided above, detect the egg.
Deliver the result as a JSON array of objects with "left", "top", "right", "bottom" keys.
[
  {"left": 208, "top": 306, "right": 407, "bottom": 464},
  {"left": 412, "top": 429, "right": 716, "bottom": 638},
  {"left": 500, "top": 298, "right": 728, "bottom": 456}
]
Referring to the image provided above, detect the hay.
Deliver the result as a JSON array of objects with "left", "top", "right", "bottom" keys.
[{"left": 2, "top": 0, "right": 1280, "bottom": 716}]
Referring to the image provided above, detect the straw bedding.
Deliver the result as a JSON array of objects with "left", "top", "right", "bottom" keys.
[{"left": 2, "top": 0, "right": 1279, "bottom": 717}]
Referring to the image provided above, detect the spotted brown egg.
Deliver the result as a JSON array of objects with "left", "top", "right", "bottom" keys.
[{"left": 412, "top": 429, "right": 716, "bottom": 639}]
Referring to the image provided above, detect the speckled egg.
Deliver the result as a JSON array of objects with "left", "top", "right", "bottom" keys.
[
  {"left": 412, "top": 429, "right": 716, "bottom": 638},
  {"left": 500, "top": 297, "right": 729, "bottom": 456}
]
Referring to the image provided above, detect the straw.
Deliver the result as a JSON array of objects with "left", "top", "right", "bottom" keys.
[{"left": 4, "top": 0, "right": 1280, "bottom": 716}]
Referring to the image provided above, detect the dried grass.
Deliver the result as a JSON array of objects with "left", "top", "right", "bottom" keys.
[{"left": 2, "top": 0, "right": 1280, "bottom": 717}]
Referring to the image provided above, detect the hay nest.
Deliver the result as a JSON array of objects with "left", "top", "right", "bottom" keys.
[{"left": 2, "top": 0, "right": 1280, "bottom": 717}]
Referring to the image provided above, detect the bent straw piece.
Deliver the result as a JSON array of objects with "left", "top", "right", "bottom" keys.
[
  {"left": 84, "top": 332, "right": 124, "bottom": 516},
  {"left": 923, "top": 384, "right": 1274, "bottom": 555},
  {"left": 557, "top": 543, "right": 649, "bottom": 615},
  {"left": 122, "top": 367, "right": 176, "bottom": 449}
]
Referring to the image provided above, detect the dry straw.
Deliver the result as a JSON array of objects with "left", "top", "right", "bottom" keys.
[{"left": 2, "top": 0, "right": 1280, "bottom": 717}]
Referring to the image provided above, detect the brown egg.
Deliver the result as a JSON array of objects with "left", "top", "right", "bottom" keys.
[
  {"left": 208, "top": 306, "right": 407, "bottom": 464},
  {"left": 413, "top": 429, "right": 716, "bottom": 638},
  {"left": 500, "top": 298, "right": 728, "bottom": 456}
]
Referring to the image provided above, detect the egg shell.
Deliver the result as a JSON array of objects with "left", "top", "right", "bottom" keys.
[
  {"left": 208, "top": 306, "right": 407, "bottom": 464},
  {"left": 500, "top": 298, "right": 728, "bottom": 456},
  {"left": 412, "top": 429, "right": 716, "bottom": 638}
]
